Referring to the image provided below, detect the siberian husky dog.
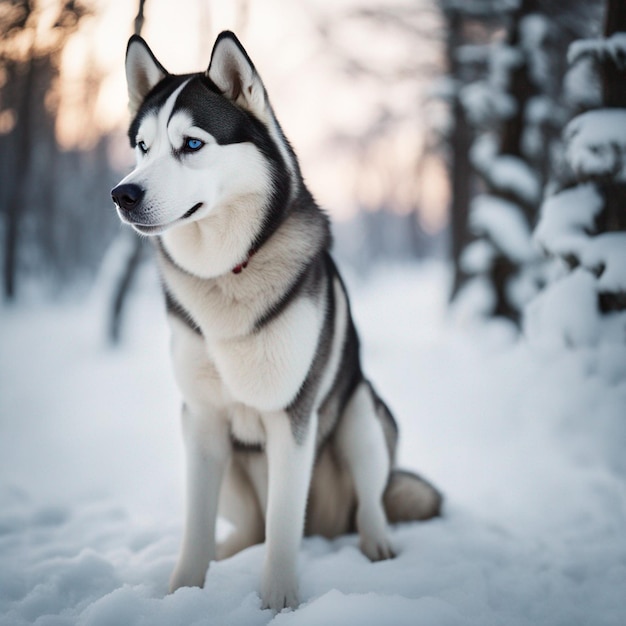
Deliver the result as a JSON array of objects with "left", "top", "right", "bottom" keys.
[{"left": 111, "top": 31, "right": 441, "bottom": 611}]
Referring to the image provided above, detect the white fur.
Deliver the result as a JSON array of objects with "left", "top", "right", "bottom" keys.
[
  {"left": 119, "top": 33, "right": 404, "bottom": 614},
  {"left": 157, "top": 211, "right": 326, "bottom": 342},
  {"left": 230, "top": 404, "right": 266, "bottom": 447},
  {"left": 168, "top": 317, "right": 321, "bottom": 609},
  {"left": 160, "top": 219, "right": 326, "bottom": 413},
  {"left": 169, "top": 403, "right": 230, "bottom": 591},
  {"left": 207, "top": 35, "right": 297, "bottom": 196},
  {"left": 160, "top": 170, "right": 268, "bottom": 279},
  {"left": 117, "top": 82, "right": 273, "bottom": 253},
  {"left": 211, "top": 297, "right": 323, "bottom": 411},
  {"left": 260, "top": 410, "right": 317, "bottom": 610},
  {"left": 335, "top": 383, "right": 394, "bottom": 561}
]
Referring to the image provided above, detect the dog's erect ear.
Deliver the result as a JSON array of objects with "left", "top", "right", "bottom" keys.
[
  {"left": 125, "top": 35, "right": 168, "bottom": 117},
  {"left": 207, "top": 31, "right": 268, "bottom": 120}
]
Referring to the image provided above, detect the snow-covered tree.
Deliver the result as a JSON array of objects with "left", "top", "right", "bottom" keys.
[
  {"left": 438, "top": 0, "right": 513, "bottom": 301},
  {"left": 454, "top": 0, "right": 596, "bottom": 324},
  {"left": 526, "top": 0, "right": 626, "bottom": 353}
]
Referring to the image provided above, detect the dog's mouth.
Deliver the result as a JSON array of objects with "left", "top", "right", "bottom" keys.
[
  {"left": 182, "top": 202, "right": 203, "bottom": 219},
  {"left": 129, "top": 202, "right": 204, "bottom": 236},
  {"left": 131, "top": 223, "right": 167, "bottom": 235}
]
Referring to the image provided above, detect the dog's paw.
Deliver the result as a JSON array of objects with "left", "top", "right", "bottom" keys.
[
  {"left": 359, "top": 534, "right": 396, "bottom": 562},
  {"left": 260, "top": 571, "right": 299, "bottom": 612},
  {"left": 357, "top": 506, "right": 396, "bottom": 562},
  {"left": 169, "top": 563, "right": 206, "bottom": 593}
]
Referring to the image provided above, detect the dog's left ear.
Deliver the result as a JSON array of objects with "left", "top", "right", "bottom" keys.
[{"left": 207, "top": 31, "right": 268, "bottom": 121}]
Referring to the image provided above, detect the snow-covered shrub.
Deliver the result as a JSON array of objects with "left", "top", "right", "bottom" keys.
[
  {"left": 455, "top": 4, "right": 577, "bottom": 325},
  {"left": 525, "top": 21, "right": 626, "bottom": 362}
]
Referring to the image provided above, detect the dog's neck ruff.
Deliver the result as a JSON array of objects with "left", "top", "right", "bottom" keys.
[{"left": 232, "top": 249, "right": 256, "bottom": 274}]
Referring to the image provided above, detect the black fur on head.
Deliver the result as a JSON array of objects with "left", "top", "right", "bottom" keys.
[{"left": 124, "top": 31, "right": 310, "bottom": 253}]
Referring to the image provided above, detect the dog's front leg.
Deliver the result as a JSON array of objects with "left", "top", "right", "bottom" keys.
[
  {"left": 170, "top": 404, "right": 231, "bottom": 592},
  {"left": 260, "top": 410, "right": 317, "bottom": 612}
]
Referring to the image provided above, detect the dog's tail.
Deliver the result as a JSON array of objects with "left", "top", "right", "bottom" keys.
[{"left": 383, "top": 469, "right": 443, "bottom": 522}]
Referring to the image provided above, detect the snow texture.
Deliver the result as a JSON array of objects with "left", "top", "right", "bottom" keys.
[
  {"left": 450, "top": 275, "right": 497, "bottom": 323},
  {"left": 489, "top": 44, "right": 523, "bottom": 91},
  {"left": 533, "top": 183, "right": 604, "bottom": 257},
  {"left": 565, "top": 109, "right": 626, "bottom": 181},
  {"left": 459, "top": 239, "right": 496, "bottom": 274},
  {"left": 525, "top": 95, "right": 552, "bottom": 127},
  {"left": 470, "top": 134, "right": 498, "bottom": 173},
  {"left": 519, "top": 14, "right": 550, "bottom": 88},
  {"left": 535, "top": 184, "right": 626, "bottom": 294},
  {"left": 461, "top": 80, "right": 516, "bottom": 126},
  {"left": 488, "top": 155, "right": 541, "bottom": 205},
  {"left": 524, "top": 268, "right": 601, "bottom": 349},
  {"left": 460, "top": 38, "right": 533, "bottom": 129},
  {"left": 470, "top": 137, "right": 541, "bottom": 207},
  {"left": 563, "top": 57, "right": 601, "bottom": 110},
  {"left": 505, "top": 265, "right": 541, "bottom": 312},
  {"left": 568, "top": 32, "right": 626, "bottom": 69},
  {"left": 470, "top": 194, "right": 535, "bottom": 262},
  {"left": 520, "top": 13, "right": 549, "bottom": 51},
  {"left": 581, "top": 232, "right": 626, "bottom": 292},
  {"left": 1, "top": 264, "right": 625, "bottom": 626},
  {"left": 522, "top": 96, "right": 560, "bottom": 159},
  {"left": 525, "top": 261, "right": 626, "bottom": 357}
]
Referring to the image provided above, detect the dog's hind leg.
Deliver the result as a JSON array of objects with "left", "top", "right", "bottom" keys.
[
  {"left": 216, "top": 454, "right": 265, "bottom": 560},
  {"left": 336, "top": 382, "right": 395, "bottom": 561},
  {"left": 383, "top": 469, "right": 443, "bottom": 522},
  {"left": 169, "top": 404, "right": 231, "bottom": 592},
  {"left": 259, "top": 410, "right": 317, "bottom": 611}
]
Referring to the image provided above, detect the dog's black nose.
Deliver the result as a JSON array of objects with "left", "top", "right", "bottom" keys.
[{"left": 111, "top": 183, "right": 145, "bottom": 212}]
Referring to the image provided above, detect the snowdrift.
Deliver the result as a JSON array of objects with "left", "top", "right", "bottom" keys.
[{"left": 1, "top": 264, "right": 624, "bottom": 625}]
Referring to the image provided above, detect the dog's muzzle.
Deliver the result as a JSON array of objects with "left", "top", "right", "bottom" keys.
[{"left": 111, "top": 183, "right": 145, "bottom": 217}]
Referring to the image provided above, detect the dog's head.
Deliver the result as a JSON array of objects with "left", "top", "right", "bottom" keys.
[{"left": 111, "top": 31, "right": 294, "bottom": 237}]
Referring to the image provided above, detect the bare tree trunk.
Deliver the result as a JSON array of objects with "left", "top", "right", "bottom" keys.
[
  {"left": 599, "top": 0, "right": 626, "bottom": 233},
  {"left": 446, "top": 9, "right": 474, "bottom": 301},
  {"left": 3, "top": 57, "right": 35, "bottom": 301},
  {"left": 448, "top": 95, "right": 473, "bottom": 300},
  {"left": 598, "top": 0, "right": 626, "bottom": 233},
  {"left": 484, "top": 0, "right": 539, "bottom": 324},
  {"left": 597, "top": 0, "right": 626, "bottom": 313},
  {"left": 602, "top": 0, "right": 626, "bottom": 106}
]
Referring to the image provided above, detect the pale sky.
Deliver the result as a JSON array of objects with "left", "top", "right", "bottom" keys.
[{"left": 57, "top": 0, "right": 448, "bottom": 228}]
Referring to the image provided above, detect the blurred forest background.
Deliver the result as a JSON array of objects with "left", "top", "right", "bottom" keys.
[{"left": 1, "top": 0, "right": 624, "bottom": 344}]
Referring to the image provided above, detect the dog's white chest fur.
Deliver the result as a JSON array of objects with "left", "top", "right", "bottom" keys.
[
  {"left": 230, "top": 404, "right": 266, "bottom": 445},
  {"left": 161, "top": 244, "right": 324, "bottom": 416},
  {"left": 210, "top": 297, "right": 321, "bottom": 411}
]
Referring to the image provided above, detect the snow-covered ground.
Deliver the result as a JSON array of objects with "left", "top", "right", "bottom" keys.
[{"left": 1, "top": 263, "right": 624, "bottom": 626}]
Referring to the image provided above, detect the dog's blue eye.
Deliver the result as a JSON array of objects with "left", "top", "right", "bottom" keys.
[
  {"left": 137, "top": 141, "right": 148, "bottom": 154},
  {"left": 185, "top": 138, "right": 204, "bottom": 152}
]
